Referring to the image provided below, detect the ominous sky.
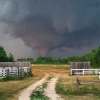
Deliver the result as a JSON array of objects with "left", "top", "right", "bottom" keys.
[{"left": 0, "top": 0, "right": 100, "bottom": 58}]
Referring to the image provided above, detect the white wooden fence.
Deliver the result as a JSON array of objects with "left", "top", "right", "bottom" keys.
[{"left": 71, "top": 69, "right": 100, "bottom": 75}]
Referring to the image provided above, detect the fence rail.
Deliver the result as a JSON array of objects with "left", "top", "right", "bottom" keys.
[{"left": 71, "top": 69, "right": 100, "bottom": 75}]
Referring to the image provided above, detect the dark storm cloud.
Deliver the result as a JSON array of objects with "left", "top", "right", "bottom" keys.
[
  {"left": 13, "top": 15, "right": 62, "bottom": 55},
  {"left": 0, "top": 0, "right": 100, "bottom": 56}
]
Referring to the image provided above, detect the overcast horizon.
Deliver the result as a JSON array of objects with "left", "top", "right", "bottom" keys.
[{"left": 0, "top": 0, "right": 100, "bottom": 58}]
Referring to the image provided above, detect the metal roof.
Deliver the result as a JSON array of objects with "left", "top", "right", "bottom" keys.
[
  {"left": 0, "top": 62, "right": 31, "bottom": 67},
  {"left": 70, "top": 61, "right": 91, "bottom": 69}
]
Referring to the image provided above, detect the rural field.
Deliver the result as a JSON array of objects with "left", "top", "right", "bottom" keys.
[
  {"left": 56, "top": 75, "right": 100, "bottom": 100},
  {"left": 0, "top": 76, "right": 41, "bottom": 100},
  {"left": 32, "top": 64, "right": 69, "bottom": 76},
  {"left": 1, "top": 64, "right": 100, "bottom": 100},
  {"left": 32, "top": 64, "right": 100, "bottom": 100},
  {"left": 0, "top": 64, "right": 68, "bottom": 100}
]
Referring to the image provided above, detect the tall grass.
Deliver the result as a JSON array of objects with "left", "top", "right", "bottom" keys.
[
  {"left": 0, "top": 77, "right": 40, "bottom": 100},
  {"left": 56, "top": 77, "right": 100, "bottom": 100}
]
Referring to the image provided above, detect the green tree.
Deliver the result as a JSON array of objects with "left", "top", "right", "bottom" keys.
[
  {"left": 92, "top": 47, "right": 100, "bottom": 68},
  {"left": 0, "top": 46, "right": 8, "bottom": 62},
  {"left": 8, "top": 53, "right": 14, "bottom": 62}
]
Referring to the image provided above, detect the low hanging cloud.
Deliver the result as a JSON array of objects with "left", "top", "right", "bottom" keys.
[{"left": 0, "top": 0, "right": 100, "bottom": 56}]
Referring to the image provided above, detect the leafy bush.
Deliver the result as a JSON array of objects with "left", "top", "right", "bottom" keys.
[{"left": 0, "top": 46, "right": 14, "bottom": 62}]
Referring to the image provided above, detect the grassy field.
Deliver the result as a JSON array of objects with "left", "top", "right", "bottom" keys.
[
  {"left": 56, "top": 75, "right": 100, "bottom": 100},
  {"left": 32, "top": 64, "right": 68, "bottom": 68},
  {"left": 0, "top": 77, "right": 41, "bottom": 100},
  {"left": 2, "top": 64, "right": 99, "bottom": 100},
  {"left": 0, "top": 64, "right": 64, "bottom": 100},
  {"left": 32, "top": 65, "right": 100, "bottom": 100},
  {"left": 32, "top": 64, "right": 69, "bottom": 76},
  {"left": 0, "top": 64, "right": 65, "bottom": 100}
]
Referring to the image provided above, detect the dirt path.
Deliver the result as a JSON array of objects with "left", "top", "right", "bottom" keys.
[
  {"left": 18, "top": 74, "right": 48, "bottom": 100},
  {"left": 45, "top": 76, "right": 63, "bottom": 100}
]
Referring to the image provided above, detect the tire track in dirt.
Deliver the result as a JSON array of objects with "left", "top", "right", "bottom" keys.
[
  {"left": 44, "top": 76, "right": 63, "bottom": 100},
  {"left": 18, "top": 74, "right": 49, "bottom": 100}
]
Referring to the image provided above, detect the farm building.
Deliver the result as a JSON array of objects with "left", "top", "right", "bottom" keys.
[
  {"left": 0, "top": 62, "right": 32, "bottom": 78},
  {"left": 70, "top": 62, "right": 91, "bottom": 75}
]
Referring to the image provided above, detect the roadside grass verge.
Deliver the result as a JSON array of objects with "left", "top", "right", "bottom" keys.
[
  {"left": 56, "top": 76, "right": 100, "bottom": 100},
  {"left": 0, "top": 77, "right": 41, "bottom": 100}
]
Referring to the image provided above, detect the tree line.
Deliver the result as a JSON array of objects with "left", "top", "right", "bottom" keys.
[
  {"left": 0, "top": 46, "right": 14, "bottom": 62},
  {"left": 1, "top": 46, "right": 100, "bottom": 68},
  {"left": 31, "top": 47, "right": 100, "bottom": 68}
]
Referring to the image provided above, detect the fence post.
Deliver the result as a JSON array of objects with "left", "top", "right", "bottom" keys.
[
  {"left": 71, "top": 69, "right": 72, "bottom": 75},
  {"left": 99, "top": 72, "right": 100, "bottom": 80},
  {"left": 83, "top": 69, "right": 84, "bottom": 76}
]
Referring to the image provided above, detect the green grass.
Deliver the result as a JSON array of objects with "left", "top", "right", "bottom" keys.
[
  {"left": 0, "top": 77, "right": 40, "bottom": 100},
  {"left": 56, "top": 76, "right": 100, "bottom": 100},
  {"left": 31, "top": 83, "right": 49, "bottom": 100},
  {"left": 56, "top": 82, "right": 100, "bottom": 96},
  {"left": 31, "top": 95, "right": 49, "bottom": 100},
  {"left": 32, "top": 64, "right": 69, "bottom": 69}
]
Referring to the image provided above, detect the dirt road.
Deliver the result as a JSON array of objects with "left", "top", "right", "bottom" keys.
[
  {"left": 18, "top": 74, "right": 48, "bottom": 100},
  {"left": 45, "top": 76, "right": 63, "bottom": 100}
]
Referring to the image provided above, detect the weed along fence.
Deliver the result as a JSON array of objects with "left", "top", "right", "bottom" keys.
[{"left": 71, "top": 68, "right": 100, "bottom": 75}]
